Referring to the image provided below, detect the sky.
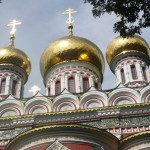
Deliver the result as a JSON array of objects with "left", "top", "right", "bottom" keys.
[{"left": 0, "top": 0, "right": 149, "bottom": 97}]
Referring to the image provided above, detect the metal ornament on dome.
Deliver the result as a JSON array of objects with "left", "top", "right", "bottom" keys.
[
  {"left": 29, "top": 85, "right": 41, "bottom": 95},
  {"left": 7, "top": 20, "right": 22, "bottom": 47},
  {"left": 63, "top": 8, "right": 77, "bottom": 36}
]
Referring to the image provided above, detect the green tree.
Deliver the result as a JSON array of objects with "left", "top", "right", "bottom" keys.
[{"left": 84, "top": 0, "right": 150, "bottom": 37}]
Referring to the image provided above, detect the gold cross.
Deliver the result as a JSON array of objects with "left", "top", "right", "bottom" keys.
[
  {"left": 29, "top": 85, "right": 41, "bottom": 95},
  {"left": 63, "top": 8, "right": 77, "bottom": 25},
  {"left": 7, "top": 20, "right": 21, "bottom": 35}
]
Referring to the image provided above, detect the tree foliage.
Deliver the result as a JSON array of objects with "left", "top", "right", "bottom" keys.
[{"left": 84, "top": 0, "right": 150, "bottom": 37}]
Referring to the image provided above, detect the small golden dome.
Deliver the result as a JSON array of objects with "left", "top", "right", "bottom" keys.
[
  {"left": 0, "top": 46, "right": 31, "bottom": 75},
  {"left": 106, "top": 35, "right": 150, "bottom": 65},
  {"left": 40, "top": 36, "right": 104, "bottom": 77}
]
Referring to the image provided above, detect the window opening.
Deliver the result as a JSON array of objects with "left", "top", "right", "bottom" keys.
[
  {"left": 121, "top": 69, "right": 126, "bottom": 84},
  {"left": 131, "top": 65, "right": 137, "bottom": 80},
  {"left": 68, "top": 77, "right": 75, "bottom": 93},
  {"left": 12, "top": 80, "right": 17, "bottom": 96},
  {"left": 83, "top": 77, "right": 89, "bottom": 92},
  {"left": 55, "top": 80, "right": 61, "bottom": 95},
  {"left": 0, "top": 78, "right": 6, "bottom": 94}
]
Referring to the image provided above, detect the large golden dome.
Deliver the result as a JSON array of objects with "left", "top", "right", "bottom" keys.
[
  {"left": 0, "top": 46, "right": 31, "bottom": 75},
  {"left": 106, "top": 35, "right": 150, "bottom": 65},
  {"left": 40, "top": 36, "right": 104, "bottom": 77}
]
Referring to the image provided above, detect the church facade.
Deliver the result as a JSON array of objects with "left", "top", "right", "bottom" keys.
[{"left": 0, "top": 10, "right": 150, "bottom": 150}]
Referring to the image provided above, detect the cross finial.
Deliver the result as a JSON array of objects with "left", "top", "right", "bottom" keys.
[
  {"left": 7, "top": 20, "right": 22, "bottom": 47},
  {"left": 29, "top": 85, "right": 41, "bottom": 95},
  {"left": 63, "top": 8, "right": 77, "bottom": 36},
  {"left": 63, "top": 8, "right": 77, "bottom": 25},
  {"left": 7, "top": 20, "right": 22, "bottom": 35}
]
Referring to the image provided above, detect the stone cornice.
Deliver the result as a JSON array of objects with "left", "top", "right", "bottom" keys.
[{"left": 0, "top": 103, "right": 149, "bottom": 129}]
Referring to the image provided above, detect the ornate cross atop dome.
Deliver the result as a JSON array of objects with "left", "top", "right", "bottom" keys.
[
  {"left": 63, "top": 8, "right": 77, "bottom": 36},
  {"left": 29, "top": 85, "right": 41, "bottom": 95},
  {"left": 7, "top": 20, "right": 21, "bottom": 35},
  {"left": 7, "top": 20, "right": 22, "bottom": 46},
  {"left": 63, "top": 8, "right": 77, "bottom": 25}
]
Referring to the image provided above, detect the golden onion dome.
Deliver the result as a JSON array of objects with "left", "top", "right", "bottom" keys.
[
  {"left": 0, "top": 46, "right": 31, "bottom": 76},
  {"left": 106, "top": 35, "right": 150, "bottom": 65},
  {"left": 40, "top": 36, "right": 104, "bottom": 77}
]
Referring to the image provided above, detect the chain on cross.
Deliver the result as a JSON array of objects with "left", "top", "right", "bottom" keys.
[{"left": 7, "top": 20, "right": 22, "bottom": 35}]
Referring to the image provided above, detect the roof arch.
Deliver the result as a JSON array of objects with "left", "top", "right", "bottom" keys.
[
  {"left": 108, "top": 88, "right": 140, "bottom": 106},
  {"left": 52, "top": 89, "right": 79, "bottom": 112},
  {"left": 140, "top": 84, "right": 150, "bottom": 103},
  {"left": 80, "top": 88, "right": 108, "bottom": 109},
  {"left": 24, "top": 94, "right": 51, "bottom": 114}
]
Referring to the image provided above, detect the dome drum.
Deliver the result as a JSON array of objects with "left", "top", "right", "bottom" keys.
[
  {"left": 0, "top": 65, "right": 28, "bottom": 83},
  {"left": 44, "top": 61, "right": 103, "bottom": 86},
  {"left": 110, "top": 51, "right": 150, "bottom": 73}
]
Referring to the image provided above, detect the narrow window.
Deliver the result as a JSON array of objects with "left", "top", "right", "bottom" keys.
[
  {"left": 94, "top": 82, "right": 98, "bottom": 89},
  {"left": 68, "top": 77, "right": 75, "bottom": 93},
  {"left": 55, "top": 80, "right": 61, "bottom": 95},
  {"left": 12, "top": 80, "right": 17, "bottom": 96},
  {"left": 0, "top": 78, "right": 6, "bottom": 94},
  {"left": 142, "top": 67, "right": 147, "bottom": 81},
  {"left": 131, "top": 65, "right": 137, "bottom": 80},
  {"left": 48, "top": 87, "right": 50, "bottom": 96},
  {"left": 121, "top": 69, "right": 125, "bottom": 84},
  {"left": 83, "top": 77, "right": 89, "bottom": 92}
]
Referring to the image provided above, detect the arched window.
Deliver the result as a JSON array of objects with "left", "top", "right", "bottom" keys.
[
  {"left": 48, "top": 87, "right": 50, "bottom": 96},
  {"left": 142, "top": 67, "right": 147, "bottom": 81},
  {"left": 131, "top": 65, "right": 137, "bottom": 80},
  {"left": 12, "top": 80, "right": 17, "bottom": 96},
  {"left": 55, "top": 80, "right": 61, "bottom": 95},
  {"left": 83, "top": 77, "right": 89, "bottom": 92},
  {"left": 0, "top": 78, "right": 6, "bottom": 94},
  {"left": 68, "top": 77, "right": 75, "bottom": 93},
  {"left": 121, "top": 69, "right": 125, "bottom": 84},
  {"left": 94, "top": 82, "right": 98, "bottom": 89}
]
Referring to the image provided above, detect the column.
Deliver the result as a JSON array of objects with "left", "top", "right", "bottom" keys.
[
  {"left": 136, "top": 61, "right": 143, "bottom": 81},
  {"left": 61, "top": 74, "right": 66, "bottom": 91},
  {"left": 89, "top": 75, "right": 93, "bottom": 88},
  {"left": 115, "top": 66, "right": 122, "bottom": 85},
  {"left": 5, "top": 75, "right": 11, "bottom": 95},
  {"left": 51, "top": 80, "right": 55, "bottom": 96},
  {"left": 17, "top": 79, "right": 22, "bottom": 98},
  {"left": 125, "top": 62, "right": 130, "bottom": 83},
  {"left": 75, "top": 73, "right": 81, "bottom": 93},
  {"left": 145, "top": 66, "right": 150, "bottom": 82}
]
